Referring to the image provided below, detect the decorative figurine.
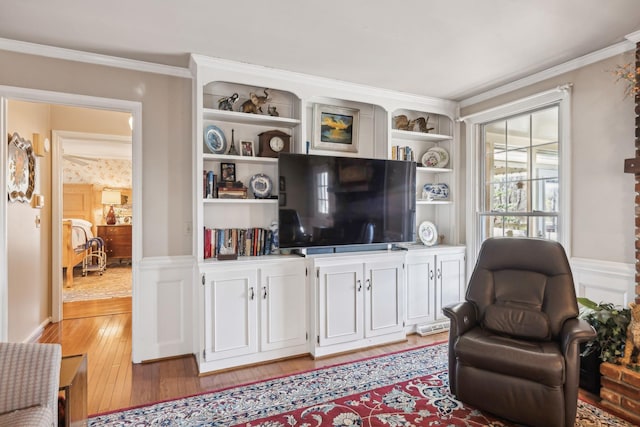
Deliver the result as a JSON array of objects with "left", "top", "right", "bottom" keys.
[
  {"left": 218, "top": 93, "right": 239, "bottom": 111},
  {"left": 267, "top": 105, "right": 279, "bottom": 117},
  {"left": 393, "top": 114, "right": 435, "bottom": 133},
  {"left": 240, "top": 89, "right": 270, "bottom": 114},
  {"left": 620, "top": 302, "right": 640, "bottom": 366},
  {"left": 227, "top": 129, "right": 239, "bottom": 156},
  {"left": 270, "top": 220, "right": 279, "bottom": 254},
  {"left": 414, "top": 116, "right": 435, "bottom": 133},
  {"left": 393, "top": 114, "right": 411, "bottom": 130}
]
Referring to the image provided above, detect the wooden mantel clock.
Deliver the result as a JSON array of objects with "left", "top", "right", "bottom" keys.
[{"left": 258, "top": 130, "right": 291, "bottom": 158}]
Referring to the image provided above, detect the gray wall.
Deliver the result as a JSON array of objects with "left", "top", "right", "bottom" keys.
[
  {"left": 460, "top": 52, "right": 636, "bottom": 263},
  {"left": 1, "top": 49, "right": 193, "bottom": 258},
  {"left": 1, "top": 49, "right": 192, "bottom": 341}
]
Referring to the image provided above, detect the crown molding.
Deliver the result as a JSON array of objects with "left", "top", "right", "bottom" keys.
[
  {"left": 190, "top": 54, "right": 458, "bottom": 115},
  {"left": 459, "top": 39, "right": 636, "bottom": 108},
  {"left": 0, "top": 38, "right": 191, "bottom": 79}
]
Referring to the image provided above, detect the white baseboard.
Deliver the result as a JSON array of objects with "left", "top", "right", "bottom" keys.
[
  {"left": 570, "top": 257, "right": 635, "bottom": 306},
  {"left": 25, "top": 318, "right": 52, "bottom": 343}
]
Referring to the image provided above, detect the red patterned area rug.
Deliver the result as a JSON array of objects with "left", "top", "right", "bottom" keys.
[{"left": 89, "top": 343, "right": 632, "bottom": 426}]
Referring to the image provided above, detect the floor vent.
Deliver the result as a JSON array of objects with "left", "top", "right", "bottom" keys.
[{"left": 416, "top": 321, "right": 449, "bottom": 336}]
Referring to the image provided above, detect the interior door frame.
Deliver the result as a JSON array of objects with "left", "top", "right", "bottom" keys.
[
  {"left": 0, "top": 84, "right": 142, "bottom": 340},
  {"left": 52, "top": 130, "right": 133, "bottom": 321}
]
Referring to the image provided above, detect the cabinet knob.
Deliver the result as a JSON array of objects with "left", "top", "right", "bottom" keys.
[
  {"left": 262, "top": 286, "right": 267, "bottom": 299},
  {"left": 366, "top": 278, "right": 371, "bottom": 291},
  {"left": 249, "top": 287, "right": 255, "bottom": 300},
  {"left": 437, "top": 268, "right": 441, "bottom": 279},
  {"left": 356, "top": 280, "right": 362, "bottom": 292},
  {"left": 429, "top": 270, "right": 434, "bottom": 280}
]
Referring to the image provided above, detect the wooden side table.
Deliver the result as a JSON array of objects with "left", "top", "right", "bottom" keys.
[{"left": 59, "top": 353, "right": 88, "bottom": 427}]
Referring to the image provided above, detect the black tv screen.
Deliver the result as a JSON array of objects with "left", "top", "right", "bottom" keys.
[{"left": 278, "top": 153, "right": 416, "bottom": 249}]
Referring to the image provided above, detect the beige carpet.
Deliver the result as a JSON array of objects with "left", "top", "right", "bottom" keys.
[{"left": 63, "top": 263, "right": 131, "bottom": 302}]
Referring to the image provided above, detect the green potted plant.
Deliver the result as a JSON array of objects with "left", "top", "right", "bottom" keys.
[{"left": 577, "top": 297, "right": 631, "bottom": 394}]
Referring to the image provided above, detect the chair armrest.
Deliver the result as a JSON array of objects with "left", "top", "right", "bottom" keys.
[
  {"left": 560, "top": 318, "right": 595, "bottom": 355},
  {"left": 442, "top": 301, "right": 477, "bottom": 337},
  {"left": 560, "top": 317, "right": 596, "bottom": 425}
]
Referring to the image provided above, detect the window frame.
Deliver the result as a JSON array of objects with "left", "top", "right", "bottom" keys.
[{"left": 462, "top": 85, "right": 572, "bottom": 269}]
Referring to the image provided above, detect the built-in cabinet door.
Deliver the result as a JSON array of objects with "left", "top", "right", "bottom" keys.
[
  {"left": 260, "top": 263, "right": 307, "bottom": 352},
  {"left": 317, "top": 263, "right": 363, "bottom": 346},
  {"left": 364, "top": 260, "right": 404, "bottom": 338},
  {"left": 435, "top": 252, "right": 465, "bottom": 321},
  {"left": 203, "top": 267, "right": 258, "bottom": 362},
  {"left": 405, "top": 252, "right": 436, "bottom": 326}
]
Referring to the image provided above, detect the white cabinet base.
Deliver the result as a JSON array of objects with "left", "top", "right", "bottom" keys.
[
  {"left": 311, "top": 252, "right": 406, "bottom": 359},
  {"left": 197, "top": 258, "right": 309, "bottom": 374},
  {"left": 198, "top": 344, "right": 310, "bottom": 373},
  {"left": 311, "top": 332, "right": 407, "bottom": 359},
  {"left": 403, "top": 245, "right": 465, "bottom": 336}
]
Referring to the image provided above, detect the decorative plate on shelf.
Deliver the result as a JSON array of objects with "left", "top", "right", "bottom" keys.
[
  {"left": 418, "top": 221, "right": 438, "bottom": 246},
  {"left": 204, "top": 125, "right": 227, "bottom": 154},
  {"left": 250, "top": 173, "right": 273, "bottom": 199},
  {"left": 421, "top": 146, "right": 449, "bottom": 168}
]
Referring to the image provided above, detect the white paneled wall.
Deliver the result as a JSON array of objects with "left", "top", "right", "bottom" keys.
[
  {"left": 134, "top": 256, "right": 195, "bottom": 363},
  {"left": 571, "top": 257, "right": 635, "bottom": 307}
]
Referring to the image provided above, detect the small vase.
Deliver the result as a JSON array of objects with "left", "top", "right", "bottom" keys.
[{"left": 105, "top": 205, "right": 116, "bottom": 225}]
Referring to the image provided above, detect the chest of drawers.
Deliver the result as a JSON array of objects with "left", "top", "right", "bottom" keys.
[{"left": 97, "top": 225, "right": 132, "bottom": 261}]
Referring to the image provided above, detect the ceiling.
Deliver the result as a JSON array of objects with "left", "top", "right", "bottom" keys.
[{"left": 2, "top": 0, "right": 640, "bottom": 101}]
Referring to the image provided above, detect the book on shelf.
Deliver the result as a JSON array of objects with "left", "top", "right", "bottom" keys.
[
  {"left": 217, "top": 188, "right": 248, "bottom": 199},
  {"left": 203, "top": 173, "right": 253, "bottom": 199},
  {"left": 215, "top": 181, "right": 249, "bottom": 199},
  {"left": 203, "top": 171, "right": 218, "bottom": 198},
  {"left": 390, "top": 145, "right": 414, "bottom": 161},
  {"left": 203, "top": 227, "right": 274, "bottom": 258}
]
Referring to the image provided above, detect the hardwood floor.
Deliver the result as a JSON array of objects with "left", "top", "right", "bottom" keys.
[{"left": 39, "top": 298, "right": 447, "bottom": 416}]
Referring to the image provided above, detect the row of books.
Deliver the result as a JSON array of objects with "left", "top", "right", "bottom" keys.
[
  {"left": 390, "top": 145, "right": 415, "bottom": 161},
  {"left": 203, "top": 171, "right": 248, "bottom": 199},
  {"left": 204, "top": 227, "right": 275, "bottom": 258}
]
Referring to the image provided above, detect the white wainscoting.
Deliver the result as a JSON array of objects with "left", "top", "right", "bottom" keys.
[
  {"left": 570, "top": 257, "right": 635, "bottom": 307},
  {"left": 133, "top": 256, "right": 195, "bottom": 363}
]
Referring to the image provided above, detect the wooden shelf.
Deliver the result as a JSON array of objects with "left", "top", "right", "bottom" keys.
[{"left": 203, "top": 108, "right": 300, "bottom": 128}]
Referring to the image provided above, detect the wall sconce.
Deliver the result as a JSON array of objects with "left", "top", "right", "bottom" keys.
[
  {"left": 101, "top": 189, "right": 121, "bottom": 225},
  {"left": 32, "top": 133, "right": 50, "bottom": 157}
]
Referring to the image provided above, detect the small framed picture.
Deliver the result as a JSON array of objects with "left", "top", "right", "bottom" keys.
[
  {"left": 312, "top": 104, "right": 359, "bottom": 153},
  {"left": 221, "top": 162, "right": 236, "bottom": 182},
  {"left": 240, "top": 140, "right": 254, "bottom": 157},
  {"left": 279, "top": 176, "right": 286, "bottom": 191},
  {"left": 279, "top": 192, "right": 286, "bottom": 207}
]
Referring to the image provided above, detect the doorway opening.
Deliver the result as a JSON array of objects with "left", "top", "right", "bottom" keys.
[{"left": 56, "top": 128, "right": 133, "bottom": 312}]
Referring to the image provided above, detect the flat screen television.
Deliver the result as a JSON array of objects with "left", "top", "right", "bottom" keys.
[{"left": 278, "top": 153, "right": 416, "bottom": 250}]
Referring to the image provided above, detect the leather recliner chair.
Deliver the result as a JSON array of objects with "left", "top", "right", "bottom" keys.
[{"left": 442, "top": 237, "right": 595, "bottom": 427}]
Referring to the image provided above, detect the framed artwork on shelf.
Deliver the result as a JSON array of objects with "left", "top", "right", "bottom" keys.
[
  {"left": 312, "top": 104, "right": 359, "bottom": 153},
  {"left": 240, "top": 140, "right": 254, "bottom": 157},
  {"left": 7, "top": 132, "right": 36, "bottom": 203},
  {"left": 221, "top": 162, "right": 236, "bottom": 182},
  {"left": 279, "top": 176, "right": 286, "bottom": 191}
]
